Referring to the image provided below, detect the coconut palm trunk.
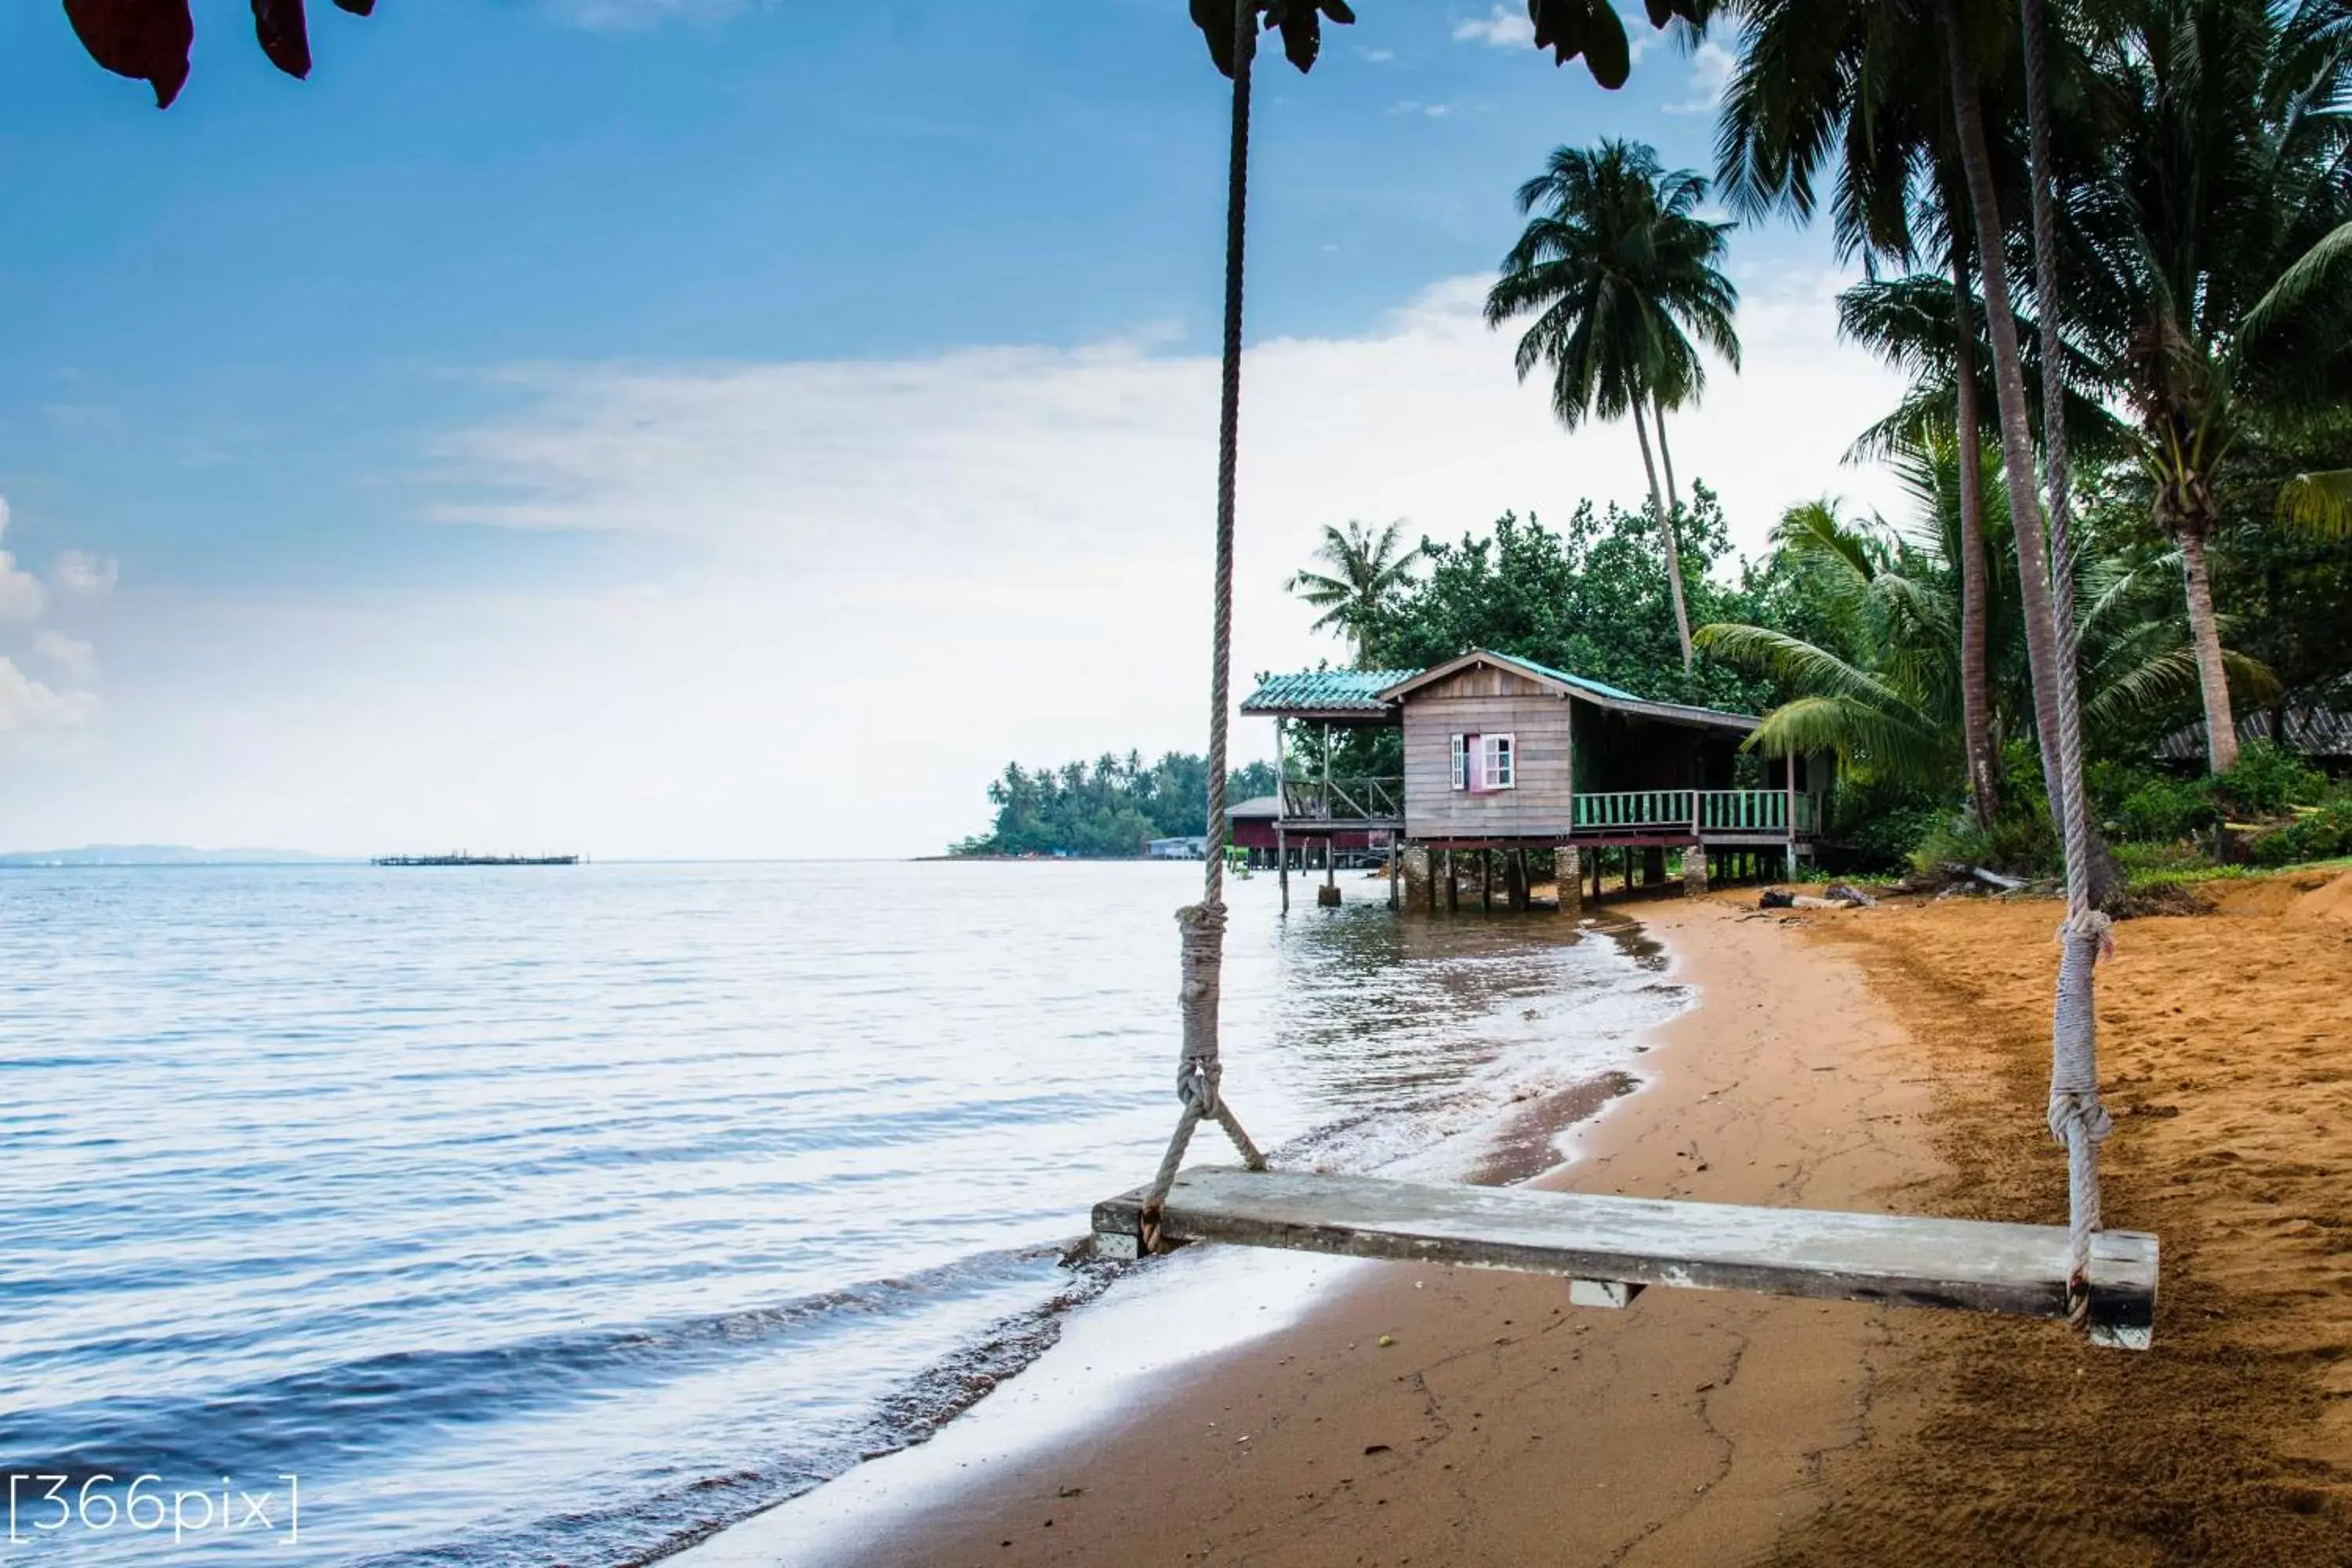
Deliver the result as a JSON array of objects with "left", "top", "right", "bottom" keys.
[
  {"left": 1940, "top": 0, "right": 2094, "bottom": 877},
  {"left": 2179, "top": 521, "right": 2240, "bottom": 772},
  {"left": 1654, "top": 395, "right": 1681, "bottom": 513},
  {"left": 1633, "top": 401, "right": 1695, "bottom": 670},
  {"left": 1945, "top": 209, "right": 2001, "bottom": 829}
]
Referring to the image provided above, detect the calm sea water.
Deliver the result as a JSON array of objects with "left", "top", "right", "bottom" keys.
[{"left": 2, "top": 861, "right": 1683, "bottom": 1565}]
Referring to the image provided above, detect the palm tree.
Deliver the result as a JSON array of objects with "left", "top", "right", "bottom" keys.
[
  {"left": 1286, "top": 521, "right": 1423, "bottom": 666},
  {"left": 1929, "top": 0, "right": 2129, "bottom": 914},
  {"left": 2062, "top": 0, "right": 2352, "bottom": 773},
  {"left": 1718, "top": 0, "right": 2012, "bottom": 828},
  {"left": 1485, "top": 140, "right": 1740, "bottom": 670},
  {"left": 1697, "top": 443, "right": 2274, "bottom": 818},
  {"left": 66, "top": 0, "right": 373, "bottom": 106}
]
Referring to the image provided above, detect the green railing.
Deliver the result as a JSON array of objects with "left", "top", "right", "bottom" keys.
[
  {"left": 1572, "top": 789, "right": 1817, "bottom": 835},
  {"left": 1572, "top": 789, "right": 1694, "bottom": 829}
]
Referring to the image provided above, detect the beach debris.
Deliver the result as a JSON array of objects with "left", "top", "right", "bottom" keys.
[
  {"left": 1058, "top": 1486, "right": 1085, "bottom": 1497},
  {"left": 1364, "top": 1443, "right": 1392, "bottom": 1454},
  {"left": 1377, "top": 1334, "right": 1396, "bottom": 1347},
  {"left": 1760, "top": 883, "right": 1878, "bottom": 910}
]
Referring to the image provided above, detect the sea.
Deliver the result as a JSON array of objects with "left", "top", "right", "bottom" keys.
[{"left": 2, "top": 860, "right": 1690, "bottom": 1565}]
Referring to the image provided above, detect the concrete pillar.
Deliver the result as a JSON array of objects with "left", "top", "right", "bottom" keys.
[
  {"left": 1683, "top": 844, "right": 1710, "bottom": 897},
  {"left": 1560, "top": 848, "right": 1583, "bottom": 913},
  {"left": 1401, "top": 844, "right": 1432, "bottom": 909}
]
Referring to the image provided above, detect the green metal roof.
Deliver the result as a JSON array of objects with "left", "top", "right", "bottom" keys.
[
  {"left": 1497, "top": 653, "right": 1644, "bottom": 706},
  {"left": 1240, "top": 669, "right": 1419, "bottom": 715}
]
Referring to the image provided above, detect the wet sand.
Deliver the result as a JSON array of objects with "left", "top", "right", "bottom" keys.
[
  {"left": 712, "top": 871, "right": 2352, "bottom": 1565},
  {"left": 793, "top": 895, "right": 1950, "bottom": 1566}
]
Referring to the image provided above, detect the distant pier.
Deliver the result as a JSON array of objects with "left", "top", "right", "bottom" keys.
[{"left": 371, "top": 853, "right": 583, "bottom": 867}]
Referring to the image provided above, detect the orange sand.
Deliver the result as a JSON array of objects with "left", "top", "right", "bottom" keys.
[{"left": 728, "top": 877, "right": 2352, "bottom": 1566}]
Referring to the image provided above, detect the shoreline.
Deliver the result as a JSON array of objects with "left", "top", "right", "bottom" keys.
[{"left": 686, "top": 895, "right": 1948, "bottom": 1566}]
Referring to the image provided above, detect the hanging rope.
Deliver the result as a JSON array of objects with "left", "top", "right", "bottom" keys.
[
  {"left": 2021, "top": 0, "right": 2111, "bottom": 1317},
  {"left": 1142, "top": 0, "right": 1269, "bottom": 1252}
]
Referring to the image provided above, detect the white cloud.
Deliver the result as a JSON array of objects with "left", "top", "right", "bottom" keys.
[
  {"left": 1664, "top": 38, "right": 1736, "bottom": 114},
  {"left": 0, "top": 499, "right": 46, "bottom": 622},
  {"left": 33, "top": 630, "right": 96, "bottom": 678},
  {"left": 0, "top": 657, "right": 96, "bottom": 736},
  {"left": 1387, "top": 100, "right": 1457, "bottom": 118},
  {"left": 54, "top": 550, "right": 119, "bottom": 598},
  {"left": 1357, "top": 46, "right": 1396, "bottom": 63},
  {"left": 1452, "top": 5, "right": 1533, "bottom": 48},
  {"left": 2, "top": 271, "right": 1904, "bottom": 857},
  {"left": 437, "top": 269, "right": 1902, "bottom": 571}
]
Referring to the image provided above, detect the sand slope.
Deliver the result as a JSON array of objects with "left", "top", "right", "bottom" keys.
[{"left": 1779, "top": 886, "right": 2352, "bottom": 1564}]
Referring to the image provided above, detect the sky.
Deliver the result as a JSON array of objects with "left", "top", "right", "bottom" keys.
[{"left": 0, "top": 0, "right": 1909, "bottom": 858}]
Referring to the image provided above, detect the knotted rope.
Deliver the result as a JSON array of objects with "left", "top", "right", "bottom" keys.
[
  {"left": 1141, "top": 0, "right": 1268, "bottom": 1251},
  {"left": 2022, "top": 0, "right": 2112, "bottom": 1319}
]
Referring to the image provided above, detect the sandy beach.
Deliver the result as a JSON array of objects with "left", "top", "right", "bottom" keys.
[{"left": 730, "top": 869, "right": 2352, "bottom": 1568}]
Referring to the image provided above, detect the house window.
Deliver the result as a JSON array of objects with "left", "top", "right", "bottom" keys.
[
  {"left": 1450, "top": 733, "right": 1468, "bottom": 790},
  {"left": 1481, "top": 733, "right": 1516, "bottom": 790}
]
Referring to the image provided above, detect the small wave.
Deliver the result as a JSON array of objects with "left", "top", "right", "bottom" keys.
[
  {"left": 343, "top": 1252, "right": 1126, "bottom": 1568},
  {"left": 0, "top": 1245, "right": 1089, "bottom": 1487}
]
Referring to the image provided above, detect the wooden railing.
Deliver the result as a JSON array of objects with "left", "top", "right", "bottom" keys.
[
  {"left": 1571, "top": 789, "right": 1818, "bottom": 836},
  {"left": 1281, "top": 776, "right": 1404, "bottom": 822}
]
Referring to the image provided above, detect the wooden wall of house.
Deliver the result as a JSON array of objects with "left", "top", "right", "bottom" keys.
[{"left": 1401, "top": 665, "right": 1574, "bottom": 839}]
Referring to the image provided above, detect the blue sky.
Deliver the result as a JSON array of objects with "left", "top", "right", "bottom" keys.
[{"left": 0, "top": 2, "right": 1903, "bottom": 856}]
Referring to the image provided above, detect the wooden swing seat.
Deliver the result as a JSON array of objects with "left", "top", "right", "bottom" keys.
[{"left": 1094, "top": 1166, "right": 2157, "bottom": 1348}]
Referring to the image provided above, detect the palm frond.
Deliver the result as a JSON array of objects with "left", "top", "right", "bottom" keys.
[{"left": 2278, "top": 469, "right": 2352, "bottom": 535}]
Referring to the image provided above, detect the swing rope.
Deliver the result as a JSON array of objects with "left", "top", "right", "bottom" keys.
[
  {"left": 2022, "top": 0, "right": 2111, "bottom": 1319},
  {"left": 1142, "top": 0, "right": 1268, "bottom": 1253}
]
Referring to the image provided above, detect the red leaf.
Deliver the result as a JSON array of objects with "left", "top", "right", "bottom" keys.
[
  {"left": 252, "top": 0, "right": 314, "bottom": 80},
  {"left": 63, "top": 0, "right": 194, "bottom": 108}
]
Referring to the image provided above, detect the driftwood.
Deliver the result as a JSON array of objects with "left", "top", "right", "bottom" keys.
[{"left": 1759, "top": 885, "right": 1877, "bottom": 911}]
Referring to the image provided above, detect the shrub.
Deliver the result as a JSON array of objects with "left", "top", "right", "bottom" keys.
[
  {"left": 1837, "top": 797, "right": 1950, "bottom": 871},
  {"left": 2249, "top": 798, "right": 2352, "bottom": 867},
  {"left": 2113, "top": 775, "right": 2221, "bottom": 842},
  {"left": 2216, "top": 740, "right": 2330, "bottom": 817},
  {"left": 1906, "top": 804, "right": 2058, "bottom": 880}
]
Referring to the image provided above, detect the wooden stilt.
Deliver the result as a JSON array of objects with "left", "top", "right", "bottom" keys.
[
  {"left": 1511, "top": 848, "right": 1530, "bottom": 910},
  {"left": 1481, "top": 850, "right": 1493, "bottom": 911},
  {"left": 1387, "top": 838, "right": 1399, "bottom": 909},
  {"left": 1277, "top": 824, "right": 1288, "bottom": 914},
  {"left": 1444, "top": 849, "right": 1459, "bottom": 911}
]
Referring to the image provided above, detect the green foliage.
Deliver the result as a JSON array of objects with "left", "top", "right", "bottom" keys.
[
  {"left": 2251, "top": 798, "right": 2352, "bottom": 867},
  {"left": 2215, "top": 739, "right": 2332, "bottom": 816},
  {"left": 2109, "top": 772, "right": 2221, "bottom": 844},
  {"left": 1360, "top": 487, "right": 1783, "bottom": 711},
  {"left": 955, "top": 753, "right": 1277, "bottom": 858}
]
